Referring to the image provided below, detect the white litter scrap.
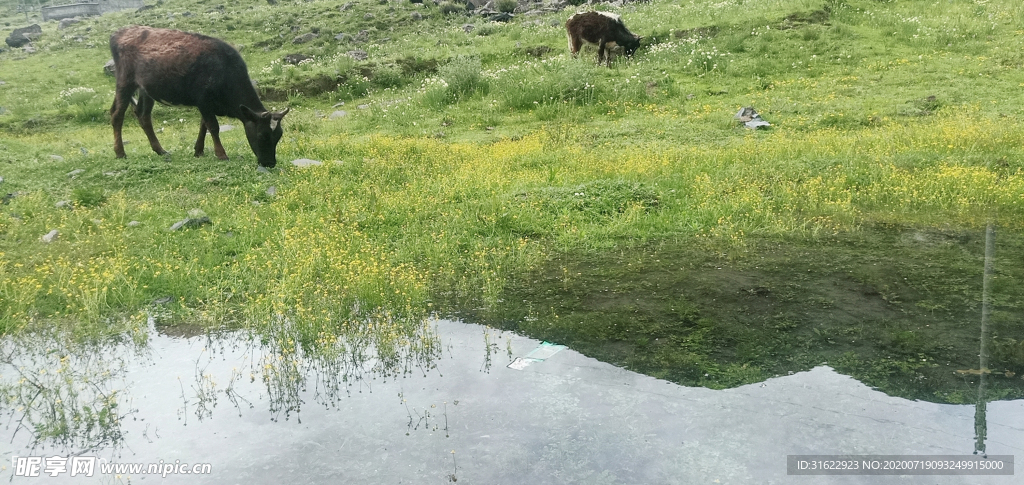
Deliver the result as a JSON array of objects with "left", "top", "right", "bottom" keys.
[
  {"left": 734, "top": 107, "right": 771, "bottom": 129},
  {"left": 507, "top": 342, "right": 567, "bottom": 370}
]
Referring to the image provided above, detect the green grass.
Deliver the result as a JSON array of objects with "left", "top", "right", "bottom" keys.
[{"left": 1, "top": 0, "right": 1023, "bottom": 415}]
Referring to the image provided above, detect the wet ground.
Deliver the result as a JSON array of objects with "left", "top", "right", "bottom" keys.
[{"left": 2, "top": 319, "right": 1021, "bottom": 484}]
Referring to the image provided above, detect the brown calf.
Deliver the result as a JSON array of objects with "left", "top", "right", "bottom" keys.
[{"left": 566, "top": 11, "right": 641, "bottom": 67}]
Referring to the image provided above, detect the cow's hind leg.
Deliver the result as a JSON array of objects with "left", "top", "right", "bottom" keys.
[
  {"left": 199, "top": 109, "right": 228, "bottom": 160},
  {"left": 134, "top": 92, "right": 167, "bottom": 156},
  {"left": 111, "top": 83, "right": 137, "bottom": 158}
]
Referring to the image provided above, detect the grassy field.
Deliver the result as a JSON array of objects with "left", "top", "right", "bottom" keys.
[{"left": 1, "top": 0, "right": 1023, "bottom": 418}]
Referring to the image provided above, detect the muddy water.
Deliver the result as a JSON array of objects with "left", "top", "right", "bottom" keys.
[{"left": 2, "top": 319, "right": 1022, "bottom": 484}]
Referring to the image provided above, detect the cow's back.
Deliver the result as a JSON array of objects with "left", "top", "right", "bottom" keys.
[{"left": 110, "top": 26, "right": 244, "bottom": 107}]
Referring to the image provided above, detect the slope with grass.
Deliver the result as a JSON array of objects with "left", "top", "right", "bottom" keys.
[{"left": 1, "top": 0, "right": 1023, "bottom": 404}]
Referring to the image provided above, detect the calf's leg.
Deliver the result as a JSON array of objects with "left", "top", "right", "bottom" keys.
[
  {"left": 134, "top": 93, "right": 167, "bottom": 155},
  {"left": 110, "top": 83, "right": 137, "bottom": 158},
  {"left": 199, "top": 109, "right": 228, "bottom": 160}
]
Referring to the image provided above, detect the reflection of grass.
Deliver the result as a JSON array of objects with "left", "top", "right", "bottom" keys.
[{"left": 452, "top": 227, "right": 1024, "bottom": 402}]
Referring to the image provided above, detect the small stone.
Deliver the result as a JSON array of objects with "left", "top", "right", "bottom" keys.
[
  {"left": 332, "top": 102, "right": 345, "bottom": 108},
  {"left": 340, "top": 2, "right": 355, "bottom": 11},
  {"left": 290, "top": 158, "right": 323, "bottom": 167},
  {"left": 363, "top": 13, "right": 375, "bottom": 20},
  {"left": 284, "top": 53, "right": 312, "bottom": 64},
  {"left": 357, "top": 104, "right": 369, "bottom": 110},
  {"left": 266, "top": 186, "right": 277, "bottom": 196},
  {"left": 41, "top": 229, "right": 59, "bottom": 243},
  {"left": 334, "top": 33, "right": 349, "bottom": 42},
  {"left": 220, "top": 124, "right": 234, "bottom": 132},
  {"left": 49, "top": 155, "right": 64, "bottom": 162},
  {"left": 58, "top": 18, "right": 80, "bottom": 30},
  {"left": 256, "top": 166, "right": 271, "bottom": 173},
  {"left": 67, "top": 169, "right": 84, "bottom": 178},
  {"left": 23, "top": 45, "right": 36, "bottom": 54},
  {"left": 462, "top": 24, "right": 475, "bottom": 33},
  {"left": 329, "top": 110, "right": 348, "bottom": 119},
  {"left": 154, "top": 296, "right": 172, "bottom": 305},
  {"left": 411, "top": 12, "right": 423, "bottom": 20},
  {"left": 80, "top": 148, "right": 88, "bottom": 155},
  {"left": 346, "top": 49, "right": 368, "bottom": 61},
  {"left": 293, "top": 33, "right": 318, "bottom": 44},
  {"left": 169, "top": 216, "right": 212, "bottom": 231},
  {"left": 55, "top": 200, "right": 73, "bottom": 209},
  {"left": 127, "top": 220, "right": 141, "bottom": 227}
]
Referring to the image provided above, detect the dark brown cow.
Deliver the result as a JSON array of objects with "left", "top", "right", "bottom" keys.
[
  {"left": 109, "top": 26, "right": 288, "bottom": 168},
  {"left": 565, "top": 11, "right": 641, "bottom": 67}
]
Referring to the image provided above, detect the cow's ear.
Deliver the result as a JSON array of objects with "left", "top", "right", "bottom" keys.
[
  {"left": 239, "top": 105, "right": 259, "bottom": 122},
  {"left": 272, "top": 107, "right": 290, "bottom": 120}
]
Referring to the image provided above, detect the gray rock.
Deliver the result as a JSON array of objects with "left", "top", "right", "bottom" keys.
[
  {"left": 257, "top": 166, "right": 271, "bottom": 173},
  {"left": 266, "top": 186, "right": 277, "bottom": 196},
  {"left": 220, "top": 124, "right": 234, "bottom": 132},
  {"left": 340, "top": 2, "right": 355, "bottom": 11},
  {"left": 329, "top": 110, "right": 348, "bottom": 119},
  {"left": 80, "top": 147, "right": 88, "bottom": 155},
  {"left": 5, "top": 24, "right": 40, "bottom": 48},
  {"left": 41, "top": 229, "right": 59, "bottom": 243},
  {"left": 354, "top": 30, "right": 370, "bottom": 43},
  {"left": 411, "top": 12, "right": 423, "bottom": 20},
  {"left": 357, "top": 104, "right": 369, "bottom": 110},
  {"left": 58, "top": 18, "right": 80, "bottom": 30},
  {"left": 293, "top": 33, "right": 318, "bottom": 44},
  {"left": 347, "top": 49, "right": 368, "bottom": 61},
  {"left": 363, "top": 13, "right": 375, "bottom": 20},
  {"left": 153, "top": 296, "right": 173, "bottom": 304},
  {"left": 284, "top": 53, "right": 312, "bottom": 64},
  {"left": 103, "top": 59, "right": 116, "bottom": 76},
  {"left": 49, "top": 155, "right": 64, "bottom": 162},
  {"left": 334, "top": 33, "right": 349, "bottom": 42},
  {"left": 290, "top": 158, "right": 323, "bottom": 167},
  {"left": 23, "top": 45, "right": 36, "bottom": 54},
  {"left": 169, "top": 216, "right": 212, "bottom": 231},
  {"left": 127, "top": 220, "right": 141, "bottom": 227},
  {"left": 55, "top": 200, "right": 73, "bottom": 209},
  {"left": 332, "top": 102, "right": 346, "bottom": 108},
  {"left": 462, "top": 24, "right": 475, "bottom": 33},
  {"left": 67, "top": 169, "right": 84, "bottom": 178}
]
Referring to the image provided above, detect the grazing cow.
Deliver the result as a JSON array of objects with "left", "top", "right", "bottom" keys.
[
  {"left": 565, "top": 11, "right": 642, "bottom": 67},
  {"left": 109, "top": 26, "right": 289, "bottom": 168}
]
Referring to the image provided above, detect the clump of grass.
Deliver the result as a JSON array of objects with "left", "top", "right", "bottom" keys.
[
  {"left": 490, "top": 57, "right": 601, "bottom": 110},
  {"left": 71, "top": 187, "right": 108, "bottom": 208},
  {"left": 518, "top": 180, "right": 661, "bottom": 218},
  {"left": 422, "top": 56, "right": 487, "bottom": 108},
  {"left": 438, "top": 2, "right": 465, "bottom": 16},
  {"left": 496, "top": 0, "right": 517, "bottom": 13}
]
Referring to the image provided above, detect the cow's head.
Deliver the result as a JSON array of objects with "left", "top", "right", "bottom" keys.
[
  {"left": 623, "top": 34, "right": 642, "bottom": 57},
  {"left": 240, "top": 105, "right": 289, "bottom": 168}
]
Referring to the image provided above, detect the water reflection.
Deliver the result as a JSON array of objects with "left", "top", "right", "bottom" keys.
[
  {"left": 2, "top": 319, "right": 1022, "bottom": 483},
  {"left": 1, "top": 309, "right": 440, "bottom": 454},
  {"left": 974, "top": 222, "right": 995, "bottom": 457}
]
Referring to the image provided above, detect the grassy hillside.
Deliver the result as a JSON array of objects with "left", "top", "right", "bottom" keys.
[{"left": 1, "top": 0, "right": 1023, "bottom": 406}]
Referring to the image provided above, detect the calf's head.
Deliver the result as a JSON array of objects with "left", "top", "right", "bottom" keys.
[
  {"left": 240, "top": 105, "right": 289, "bottom": 168},
  {"left": 622, "top": 34, "right": 642, "bottom": 57}
]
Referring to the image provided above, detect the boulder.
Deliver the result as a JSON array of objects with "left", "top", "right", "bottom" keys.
[{"left": 6, "top": 24, "right": 41, "bottom": 48}]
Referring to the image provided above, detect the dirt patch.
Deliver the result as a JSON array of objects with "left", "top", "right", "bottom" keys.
[
  {"left": 778, "top": 9, "right": 830, "bottom": 30},
  {"left": 674, "top": 25, "right": 719, "bottom": 40}
]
